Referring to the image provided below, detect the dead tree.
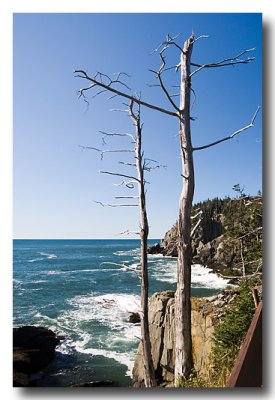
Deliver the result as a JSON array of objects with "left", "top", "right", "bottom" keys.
[
  {"left": 78, "top": 97, "right": 157, "bottom": 386},
  {"left": 74, "top": 33, "right": 258, "bottom": 385},
  {"left": 129, "top": 100, "right": 157, "bottom": 387}
]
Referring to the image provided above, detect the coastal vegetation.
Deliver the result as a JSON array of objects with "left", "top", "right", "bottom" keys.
[{"left": 175, "top": 282, "right": 258, "bottom": 388}]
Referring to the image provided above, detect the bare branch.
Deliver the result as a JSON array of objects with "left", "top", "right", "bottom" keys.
[
  {"left": 190, "top": 47, "right": 256, "bottom": 77},
  {"left": 143, "top": 161, "right": 167, "bottom": 172},
  {"left": 101, "top": 149, "right": 135, "bottom": 155},
  {"left": 78, "top": 145, "right": 101, "bottom": 153},
  {"left": 79, "top": 145, "right": 135, "bottom": 160},
  {"left": 194, "top": 34, "right": 210, "bottom": 42},
  {"left": 193, "top": 107, "right": 260, "bottom": 151},
  {"left": 108, "top": 94, "right": 119, "bottom": 100},
  {"left": 251, "top": 106, "right": 261, "bottom": 124},
  {"left": 99, "top": 170, "right": 140, "bottom": 182},
  {"left": 235, "top": 226, "right": 262, "bottom": 241},
  {"left": 191, "top": 88, "right": 197, "bottom": 110},
  {"left": 99, "top": 130, "right": 135, "bottom": 142},
  {"left": 74, "top": 69, "right": 179, "bottom": 117},
  {"left": 157, "top": 71, "right": 180, "bottom": 111},
  {"left": 149, "top": 50, "right": 180, "bottom": 112},
  {"left": 116, "top": 229, "right": 140, "bottom": 236},
  {"left": 92, "top": 89, "right": 108, "bottom": 99},
  {"left": 115, "top": 196, "right": 139, "bottom": 199},
  {"left": 191, "top": 210, "right": 203, "bottom": 220},
  {"left": 151, "top": 33, "right": 181, "bottom": 54},
  {"left": 146, "top": 83, "right": 161, "bottom": 88},
  {"left": 118, "top": 161, "right": 136, "bottom": 168},
  {"left": 170, "top": 93, "right": 180, "bottom": 98},
  {"left": 93, "top": 200, "right": 139, "bottom": 207},
  {"left": 109, "top": 108, "right": 129, "bottom": 113},
  {"left": 100, "top": 261, "right": 140, "bottom": 274},
  {"left": 191, "top": 218, "right": 202, "bottom": 238},
  {"left": 114, "top": 71, "right": 131, "bottom": 80},
  {"left": 155, "top": 33, "right": 185, "bottom": 57},
  {"left": 113, "top": 180, "right": 138, "bottom": 189}
]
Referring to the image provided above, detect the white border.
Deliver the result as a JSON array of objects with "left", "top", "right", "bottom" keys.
[{"left": 1, "top": 1, "right": 273, "bottom": 398}]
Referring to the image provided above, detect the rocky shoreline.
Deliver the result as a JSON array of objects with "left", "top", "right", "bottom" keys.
[
  {"left": 13, "top": 288, "right": 236, "bottom": 388},
  {"left": 13, "top": 326, "right": 61, "bottom": 387},
  {"left": 13, "top": 326, "right": 119, "bottom": 387}
]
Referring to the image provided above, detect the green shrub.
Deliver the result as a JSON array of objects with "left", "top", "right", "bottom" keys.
[
  {"left": 176, "top": 370, "right": 209, "bottom": 388},
  {"left": 211, "top": 282, "right": 255, "bottom": 386}
]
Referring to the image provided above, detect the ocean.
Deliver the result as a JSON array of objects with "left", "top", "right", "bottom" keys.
[{"left": 13, "top": 239, "right": 229, "bottom": 387}]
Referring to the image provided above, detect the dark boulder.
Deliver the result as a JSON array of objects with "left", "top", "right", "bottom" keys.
[
  {"left": 129, "top": 312, "right": 141, "bottom": 324},
  {"left": 13, "top": 326, "right": 60, "bottom": 387},
  {"left": 147, "top": 243, "right": 164, "bottom": 255}
]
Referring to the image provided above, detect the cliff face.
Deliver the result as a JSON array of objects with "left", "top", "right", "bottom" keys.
[
  {"left": 132, "top": 290, "right": 236, "bottom": 387},
  {"left": 153, "top": 196, "right": 262, "bottom": 276}
]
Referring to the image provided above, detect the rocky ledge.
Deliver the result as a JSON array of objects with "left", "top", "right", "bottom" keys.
[
  {"left": 132, "top": 289, "right": 237, "bottom": 387},
  {"left": 13, "top": 326, "right": 61, "bottom": 387}
]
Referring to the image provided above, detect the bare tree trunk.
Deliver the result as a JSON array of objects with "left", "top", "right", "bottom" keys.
[
  {"left": 240, "top": 239, "right": 246, "bottom": 277},
  {"left": 174, "top": 34, "right": 195, "bottom": 385},
  {"left": 131, "top": 103, "right": 156, "bottom": 387}
]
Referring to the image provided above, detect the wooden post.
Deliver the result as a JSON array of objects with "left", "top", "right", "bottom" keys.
[{"left": 252, "top": 288, "right": 260, "bottom": 308}]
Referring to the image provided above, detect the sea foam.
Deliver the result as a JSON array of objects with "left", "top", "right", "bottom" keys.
[{"left": 150, "top": 258, "right": 230, "bottom": 289}]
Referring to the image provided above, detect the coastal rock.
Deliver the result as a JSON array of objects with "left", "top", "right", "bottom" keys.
[
  {"left": 161, "top": 226, "right": 178, "bottom": 257},
  {"left": 129, "top": 312, "right": 141, "bottom": 324},
  {"left": 193, "top": 235, "right": 237, "bottom": 271},
  {"left": 147, "top": 243, "right": 164, "bottom": 255},
  {"left": 13, "top": 326, "right": 60, "bottom": 387},
  {"left": 132, "top": 289, "right": 236, "bottom": 387}
]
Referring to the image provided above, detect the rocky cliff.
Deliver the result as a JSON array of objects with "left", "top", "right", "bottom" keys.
[
  {"left": 149, "top": 195, "right": 262, "bottom": 276},
  {"left": 132, "top": 289, "right": 236, "bottom": 387}
]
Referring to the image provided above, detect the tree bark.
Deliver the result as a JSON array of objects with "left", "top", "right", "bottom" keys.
[
  {"left": 132, "top": 106, "right": 156, "bottom": 387},
  {"left": 174, "top": 34, "right": 195, "bottom": 385}
]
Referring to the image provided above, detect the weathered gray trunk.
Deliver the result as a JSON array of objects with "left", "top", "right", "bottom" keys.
[
  {"left": 135, "top": 112, "right": 156, "bottom": 387},
  {"left": 174, "top": 34, "right": 195, "bottom": 385}
]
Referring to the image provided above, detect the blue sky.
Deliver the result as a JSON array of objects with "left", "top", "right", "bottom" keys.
[{"left": 13, "top": 13, "right": 262, "bottom": 239}]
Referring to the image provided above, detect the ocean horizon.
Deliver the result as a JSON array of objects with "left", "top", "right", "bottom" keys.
[{"left": 13, "top": 239, "right": 229, "bottom": 386}]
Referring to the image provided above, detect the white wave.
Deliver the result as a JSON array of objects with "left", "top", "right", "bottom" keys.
[
  {"left": 151, "top": 259, "right": 229, "bottom": 289},
  {"left": 148, "top": 253, "right": 165, "bottom": 259},
  {"left": 34, "top": 312, "right": 56, "bottom": 322},
  {"left": 56, "top": 338, "right": 75, "bottom": 355},
  {"left": 39, "top": 252, "right": 58, "bottom": 259},
  {"left": 28, "top": 257, "right": 44, "bottom": 263},
  {"left": 191, "top": 264, "right": 230, "bottom": 289},
  {"left": 75, "top": 344, "right": 136, "bottom": 377},
  {"left": 46, "top": 270, "right": 65, "bottom": 275},
  {"left": 13, "top": 278, "right": 23, "bottom": 286},
  {"left": 95, "top": 293, "right": 140, "bottom": 314},
  {"left": 67, "top": 292, "right": 140, "bottom": 332},
  {"left": 113, "top": 248, "right": 140, "bottom": 256},
  {"left": 150, "top": 259, "right": 177, "bottom": 283},
  {"left": 45, "top": 268, "right": 121, "bottom": 276},
  {"left": 28, "top": 252, "right": 57, "bottom": 262},
  {"left": 52, "top": 292, "right": 141, "bottom": 376}
]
